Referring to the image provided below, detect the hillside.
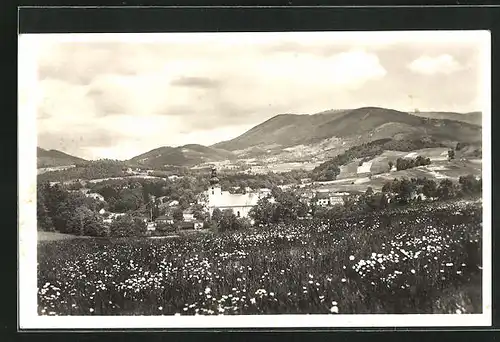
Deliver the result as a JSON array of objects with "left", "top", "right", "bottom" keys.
[
  {"left": 409, "top": 111, "right": 482, "bottom": 126},
  {"left": 213, "top": 107, "right": 482, "bottom": 153},
  {"left": 129, "top": 144, "right": 235, "bottom": 168},
  {"left": 37, "top": 147, "right": 87, "bottom": 168}
]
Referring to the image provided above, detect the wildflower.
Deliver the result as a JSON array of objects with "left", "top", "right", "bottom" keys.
[
  {"left": 89, "top": 308, "right": 94, "bottom": 313},
  {"left": 411, "top": 269, "right": 416, "bottom": 274},
  {"left": 158, "top": 306, "right": 163, "bottom": 310},
  {"left": 205, "top": 287, "right": 211, "bottom": 294},
  {"left": 330, "top": 306, "right": 339, "bottom": 313},
  {"left": 250, "top": 298, "right": 256, "bottom": 304},
  {"left": 341, "top": 278, "right": 346, "bottom": 283},
  {"left": 349, "top": 255, "right": 355, "bottom": 261}
]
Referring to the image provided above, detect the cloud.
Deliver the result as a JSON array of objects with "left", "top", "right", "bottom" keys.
[
  {"left": 407, "top": 54, "right": 462, "bottom": 75},
  {"left": 171, "top": 76, "right": 222, "bottom": 89}
]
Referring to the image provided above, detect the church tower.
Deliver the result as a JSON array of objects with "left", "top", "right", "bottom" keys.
[{"left": 209, "top": 167, "right": 221, "bottom": 196}]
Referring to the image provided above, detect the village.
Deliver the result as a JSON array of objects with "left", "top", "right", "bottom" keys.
[{"left": 51, "top": 163, "right": 437, "bottom": 237}]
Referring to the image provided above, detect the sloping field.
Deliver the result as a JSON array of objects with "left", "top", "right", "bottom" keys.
[
  {"left": 316, "top": 157, "right": 482, "bottom": 193},
  {"left": 38, "top": 231, "right": 90, "bottom": 242},
  {"left": 337, "top": 148, "right": 450, "bottom": 180}
]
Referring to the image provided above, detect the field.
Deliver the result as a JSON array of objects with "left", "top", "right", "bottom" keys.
[{"left": 38, "top": 200, "right": 482, "bottom": 316}]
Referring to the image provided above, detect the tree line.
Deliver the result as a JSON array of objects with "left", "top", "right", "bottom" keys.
[{"left": 37, "top": 182, "right": 147, "bottom": 237}]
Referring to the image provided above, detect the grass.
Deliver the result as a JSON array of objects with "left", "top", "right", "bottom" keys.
[
  {"left": 37, "top": 199, "right": 482, "bottom": 316},
  {"left": 37, "top": 231, "right": 91, "bottom": 242}
]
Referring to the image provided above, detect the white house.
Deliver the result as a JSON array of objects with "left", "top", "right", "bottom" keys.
[
  {"left": 86, "top": 192, "right": 105, "bottom": 202},
  {"left": 315, "top": 192, "right": 330, "bottom": 207},
  {"left": 183, "top": 211, "right": 195, "bottom": 222}
]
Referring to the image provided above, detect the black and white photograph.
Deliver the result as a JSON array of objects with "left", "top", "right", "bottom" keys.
[{"left": 18, "top": 30, "right": 491, "bottom": 328}]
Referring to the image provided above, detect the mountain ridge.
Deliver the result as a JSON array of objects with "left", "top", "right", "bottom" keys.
[
  {"left": 212, "top": 107, "right": 481, "bottom": 152},
  {"left": 37, "top": 147, "right": 88, "bottom": 168}
]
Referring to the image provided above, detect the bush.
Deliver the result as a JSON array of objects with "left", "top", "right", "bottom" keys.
[{"left": 109, "top": 215, "right": 147, "bottom": 237}]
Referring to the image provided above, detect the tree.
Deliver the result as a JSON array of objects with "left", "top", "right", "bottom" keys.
[
  {"left": 36, "top": 184, "right": 54, "bottom": 231},
  {"left": 388, "top": 161, "right": 394, "bottom": 171},
  {"left": 235, "top": 217, "right": 252, "bottom": 230},
  {"left": 456, "top": 142, "right": 468, "bottom": 151},
  {"left": 313, "top": 206, "right": 329, "bottom": 221},
  {"left": 249, "top": 197, "right": 275, "bottom": 226},
  {"left": 211, "top": 208, "right": 223, "bottom": 224},
  {"left": 422, "top": 179, "right": 437, "bottom": 198},
  {"left": 395, "top": 178, "right": 415, "bottom": 204},
  {"left": 172, "top": 208, "right": 184, "bottom": 222},
  {"left": 69, "top": 206, "right": 107, "bottom": 237},
  {"left": 437, "top": 179, "right": 456, "bottom": 200},
  {"left": 109, "top": 214, "right": 146, "bottom": 237},
  {"left": 271, "top": 188, "right": 307, "bottom": 223},
  {"left": 219, "top": 209, "right": 237, "bottom": 232},
  {"left": 459, "top": 174, "right": 482, "bottom": 195},
  {"left": 448, "top": 149, "right": 455, "bottom": 161}
]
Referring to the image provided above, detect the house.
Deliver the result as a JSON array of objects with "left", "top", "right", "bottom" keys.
[
  {"left": 329, "top": 192, "right": 350, "bottom": 206},
  {"left": 410, "top": 191, "right": 427, "bottom": 201},
  {"left": 156, "top": 215, "right": 174, "bottom": 225},
  {"left": 315, "top": 192, "right": 330, "bottom": 207},
  {"left": 194, "top": 221, "right": 204, "bottom": 230},
  {"left": 328, "top": 196, "right": 344, "bottom": 206},
  {"left": 146, "top": 222, "right": 157, "bottom": 231},
  {"left": 86, "top": 192, "right": 105, "bottom": 202},
  {"left": 183, "top": 210, "right": 195, "bottom": 222}
]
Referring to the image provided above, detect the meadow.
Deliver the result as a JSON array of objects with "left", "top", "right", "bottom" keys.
[{"left": 37, "top": 199, "right": 482, "bottom": 316}]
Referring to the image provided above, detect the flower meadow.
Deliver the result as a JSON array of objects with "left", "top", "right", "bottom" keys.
[{"left": 38, "top": 200, "right": 482, "bottom": 316}]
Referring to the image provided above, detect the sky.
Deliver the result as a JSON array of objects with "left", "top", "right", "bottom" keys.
[{"left": 25, "top": 31, "right": 489, "bottom": 160}]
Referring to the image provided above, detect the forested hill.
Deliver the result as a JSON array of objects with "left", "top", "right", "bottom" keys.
[
  {"left": 212, "top": 107, "right": 482, "bottom": 152},
  {"left": 37, "top": 147, "right": 87, "bottom": 168}
]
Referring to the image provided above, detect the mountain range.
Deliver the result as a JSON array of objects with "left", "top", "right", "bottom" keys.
[
  {"left": 213, "top": 107, "right": 482, "bottom": 152},
  {"left": 37, "top": 107, "right": 482, "bottom": 168}
]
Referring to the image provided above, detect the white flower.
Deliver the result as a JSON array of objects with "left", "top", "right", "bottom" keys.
[
  {"left": 411, "top": 269, "right": 416, "bottom": 274},
  {"left": 332, "top": 301, "right": 338, "bottom": 306},
  {"left": 205, "top": 287, "right": 211, "bottom": 294},
  {"left": 456, "top": 309, "right": 462, "bottom": 314},
  {"left": 158, "top": 306, "right": 163, "bottom": 310},
  {"left": 89, "top": 308, "right": 94, "bottom": 313},
  {"left": 330, "top": 306, "right": 339, "bottom": 313},
  {"left": 341, "top": 278, "right": 346, "bottom": 282},
  {"left": 250, "top": 298, "right": 256, "bottom": 304},
  {"left": 349, "top": 255, "right": 355, "bottom": 261}
]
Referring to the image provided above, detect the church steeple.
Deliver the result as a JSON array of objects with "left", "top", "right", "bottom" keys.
[{"left": 209, "top": 167, "right": 219, "bottom": 187}]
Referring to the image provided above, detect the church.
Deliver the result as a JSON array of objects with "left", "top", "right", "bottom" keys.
[{"left": 203, "top": 168, "right": 270, "bottom": 218}]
